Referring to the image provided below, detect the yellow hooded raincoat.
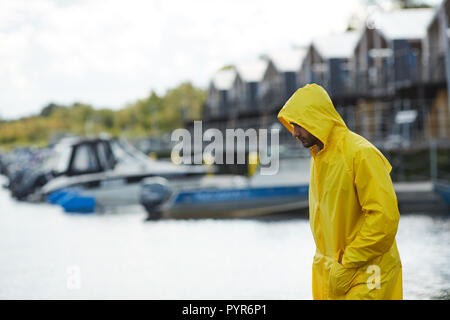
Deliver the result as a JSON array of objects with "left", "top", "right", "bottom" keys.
[{"left": 278, "top": 84, "right": 402, "bottom": 300}]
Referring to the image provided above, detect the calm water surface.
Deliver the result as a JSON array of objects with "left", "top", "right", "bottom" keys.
[{"left": 0, "top": 177, "right": 448, "bottom": 299}]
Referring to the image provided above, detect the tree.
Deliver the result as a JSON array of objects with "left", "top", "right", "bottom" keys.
[
  {"left": 0, "top": 82, "right": 206, "bottom": 148},
  {"left": 40, "top": 103, "right": 64, "bottom": 117},
  {"left": 219, "top": 64, "right": 235, "bottom": 71},
  {"left": 165, "top": 82, "right": 205, "bottom": 121}
]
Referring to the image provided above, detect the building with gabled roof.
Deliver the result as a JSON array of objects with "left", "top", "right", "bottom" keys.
[
  {"left": 203, "top": 68, "right": 237, "bottom": 121},
  {"left": 299, "top": 31, "right": 359, "bottom": 99},
  {"left": 422, "top": 0, "right": 450, "bottom": 138},
  {"left": 230, "top": 59, "right": 268, "bottom": 118},
  {"left": 352, "top": 8, "right": 434, "bottom": 97},
  {"left": 259, "top": 47, "right": 307, "bottom": 115},
  {"left": 350, "top": 8, "right": 435, "bottom": 143}
]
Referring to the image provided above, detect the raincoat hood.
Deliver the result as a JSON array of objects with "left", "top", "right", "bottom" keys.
[{"left": 277, "top": 83, "right": 347, "bottom": 148}]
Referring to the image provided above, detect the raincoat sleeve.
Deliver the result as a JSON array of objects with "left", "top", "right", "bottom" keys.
[{"left": 341, "top": 147, "right": 400, "bottom": 269}]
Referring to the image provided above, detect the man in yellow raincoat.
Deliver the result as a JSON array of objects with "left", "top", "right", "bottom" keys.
[{"left": 278, "top": 83, "right": 402, "bottom": 300}]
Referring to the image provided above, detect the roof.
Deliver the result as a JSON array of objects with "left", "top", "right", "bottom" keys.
[
  {"left": 426, "top": 0, "right": 449, "bottom": 31},
  {"left": 368, "top": 8, "right": 435, "bottom": 40},
  {"left": 266, "top": 47, "right": 307, "bottom": 72},
  {"left": 235, "top": 59, "right": 268, "bottom": 82},
  {"left": 312, "top": 31, "right": 360, "bottom": 59},
  {"left": 211, "top": 68, "right": 237, "bottom": 90}
]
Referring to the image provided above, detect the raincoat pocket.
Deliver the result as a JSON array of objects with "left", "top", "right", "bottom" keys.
[{"left": 329, "top": 261, "right": 359, "bottom": 297}]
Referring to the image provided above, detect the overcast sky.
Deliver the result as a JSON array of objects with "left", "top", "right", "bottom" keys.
[{"left": 0, "top": 0, "right": 441, "bottom": 119}]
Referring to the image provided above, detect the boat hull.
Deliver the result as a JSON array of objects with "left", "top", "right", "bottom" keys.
[{"left": 157, "top": 185, "right": 309, "bottom": 219}]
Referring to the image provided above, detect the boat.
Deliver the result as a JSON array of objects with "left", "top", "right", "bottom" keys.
[
  {"left": 144, "top": 184, "right": 309, "bottom": 220},
  {"left": 139, "top": 159, "right": 310, "bottom": 220},
  {"left": 0, "top": 147, "right": 54, "bottom": 201},
  {"left": 41, "top": 138, "right": 312, "bottom": 217},
  {"left": 39, "top": 137, "right": 211, "bottom": 212},
  {"left": 433, "top": 180, "right": 450, "bottom": 210}
]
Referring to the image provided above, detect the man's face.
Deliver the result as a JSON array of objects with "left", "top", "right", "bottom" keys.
[{"left": 290, "top": 122, "right": 319, "bottom": 148}]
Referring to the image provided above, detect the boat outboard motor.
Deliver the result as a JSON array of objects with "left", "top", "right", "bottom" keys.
[{"left": 139, "top": 177, "right": 171, "bottom": 220}]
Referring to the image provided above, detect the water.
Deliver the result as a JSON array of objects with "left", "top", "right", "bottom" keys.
[{"left": 0, "top": 177, "right": 449, "bottom": 299}]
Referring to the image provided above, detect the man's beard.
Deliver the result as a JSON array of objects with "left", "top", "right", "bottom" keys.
[
  {"left": 302, "top": 141, "right": 316, "bottom": 148},
  {"left": 299, "top": 137, "right": 318, "bottom": 148}
]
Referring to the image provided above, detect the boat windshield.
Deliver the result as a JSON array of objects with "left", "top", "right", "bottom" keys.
[
  {"left": 44, "top": 144, "right": 72, "bottom": 173},
  {"left": 110, "top": 139, "right": 151, "bottom": 166}
]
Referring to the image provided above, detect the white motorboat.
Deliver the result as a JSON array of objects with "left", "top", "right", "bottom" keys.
[{"left": 41, "top": 137, "right": 211, "bottom": 212}]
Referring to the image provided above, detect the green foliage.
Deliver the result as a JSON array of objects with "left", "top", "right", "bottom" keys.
[
  {"left": 40, "top": 103, "right": 65, "bottom": 117},
  {"left": 219, "top": 65, "right": 235, "bottom": 71},
  {"left": 0, "top": 82, "right": 206, "bottom": 149}
]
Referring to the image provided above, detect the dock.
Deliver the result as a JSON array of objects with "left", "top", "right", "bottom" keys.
[
  {"left": 246, "top": 180, "right": 449, "bottom": 220},
  {"left": 394, "top": 181, "right": 448, "bottom": 215}
]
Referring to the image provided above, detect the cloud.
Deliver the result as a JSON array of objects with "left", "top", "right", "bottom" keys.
[{"left": 0, "top": 0, "right": 360, "bottom": 119}]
